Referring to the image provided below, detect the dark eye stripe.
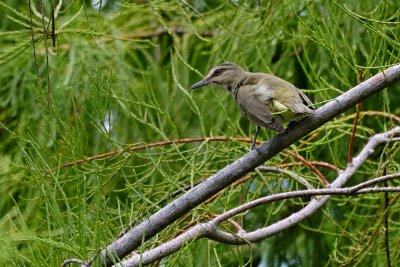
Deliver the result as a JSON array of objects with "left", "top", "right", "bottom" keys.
[{"left": 213, "top": 69, "right": 224, "bottom": 76}]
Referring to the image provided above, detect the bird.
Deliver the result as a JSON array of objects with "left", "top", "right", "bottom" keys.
[{"left": 191, "top": 62, "right": 315, "bottom": 150}]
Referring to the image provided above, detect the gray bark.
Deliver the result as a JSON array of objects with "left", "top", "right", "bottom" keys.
[{"left": 99, "top": 64, "right": 400, "bottom": 266}]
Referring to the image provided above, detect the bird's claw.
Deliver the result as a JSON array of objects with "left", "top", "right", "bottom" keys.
[
  {"left": 287, "top": 121, "right": 297, "bottom": 129},
  {"left": 251, "top": 142, "right": 256, "bottom": 150}
]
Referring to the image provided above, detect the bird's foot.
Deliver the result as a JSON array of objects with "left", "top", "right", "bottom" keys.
[
  {"left": 288, "top": 120, "right": 297, "bottom": 129},
  {"left": 250, "top": 142, "right": 257, "bottom": 150},
  {"left": 285, "top": 120, "right": 300, "bottom": 132}
]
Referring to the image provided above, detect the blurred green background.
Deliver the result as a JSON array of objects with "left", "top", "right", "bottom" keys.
[{"left": 1, "top": 0, "right": 400, "bottom": 266}]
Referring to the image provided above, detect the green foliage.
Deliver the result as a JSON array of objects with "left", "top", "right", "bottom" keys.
[{"left": 1, "top": 0, "right": 400, "bottom": 266}]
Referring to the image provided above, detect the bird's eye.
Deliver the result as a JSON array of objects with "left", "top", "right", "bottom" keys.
[{"left": 213, "top": 69, "right": 223, "bottom": 76}]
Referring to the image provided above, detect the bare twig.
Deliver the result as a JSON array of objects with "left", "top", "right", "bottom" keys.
[
  {"left": 28, "top": 0, "right": 39, "bottom": 78},
  {"left": 279, "top": 131, "right": 321, "bottom": 162},
  {"left": 383, "top": 166, "right": 392, "bottom": 267},
  {"left": 179, "top": 0, "right": 205, "bottom": 19},
  {"left": 51, "top": 7, "right": 56, "bottom": 48},
  {"left": 56, "top": 137, "right": 255, "bottom": 170},
  {"left": 338, "top": 110, "right": 400, "bottom": 124},
  {"left": 286, "top": 151, "right": 329, "bottom": 185},
  {"left": 348, "top": 103, "right": 361, "bottom": 163},
  {"left": 257, "top": 166, "right": 314, "bottom": 190},
  {"left": 348, "top": 69, "right": 363, "bottom": 162},
  {"left": 279, "top": 161, "right": 340, "bottom": 172},
  {"left": 37, "top": 27, "right": 213, "bottom": 54},
  {"left": 38, "top": 0, "right": 52, "bottom": 105},
  {"left": 90, "top": 64, "right": 400, "bottom": 266}
]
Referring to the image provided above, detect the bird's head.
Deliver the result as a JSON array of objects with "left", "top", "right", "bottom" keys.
[{"left": 191, "top": 62, "right": 245, "bottom": 91}]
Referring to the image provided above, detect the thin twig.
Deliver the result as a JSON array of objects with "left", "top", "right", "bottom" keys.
[
  {"left": 338, "top": 110, "right": 400, "bottom": 124},
  {"left": 297, "top": 131, "right": 321, "bottom": 149},
  {"left": 57, "top": 136, "right": 328, "bottom": 177},
  {"left": 232, "top": 174, "right": 255, "bottom": 186},
  {"left": 279, "top": 131, "right": 321, "bottom": 163},
  {"left": 286, "top": 151, "right": 329, "bottom": 185},
  {"left": 348, "top": 103, "right": 361, "bottom": 163},
  {"left": 175, "top": 215, "right": 208, "bottom": 236},
  {"left": 279, "top": 161, "right": 340, "bottom": 172},
  {"left": 257, "top": 166, "right": 314, "bottom": 190},
  {"left": 347, "top": 67, "right": 365, "bottom": 164},
  {"left": 39, "top": 0, "right": 52, "bottom": 105},
  {"left": 51, "top": 6, "right": 56, "bottom": 48},
  {"left": 57, "top": 137, "right": 253, "bottom": 169},
  {"left": 383, "top": 166, "right": 391, "bottom": 267},
  {"left": 37, "top": 27, "right": 213, "bottom": 54},
  {"left": 179, "top": 0, "right": 205, "bottom": 19},
  {"left": 28, "top": 0, "right": 39, "bottom": 78}
]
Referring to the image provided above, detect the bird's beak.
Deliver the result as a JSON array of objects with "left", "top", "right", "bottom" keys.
[{"left": 191, "top": 79, "right": 209, "bottom": 89}]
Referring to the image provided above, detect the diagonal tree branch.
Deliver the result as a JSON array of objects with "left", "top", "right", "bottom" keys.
[
  {"left": 120, "top": 183, "right": 400, "bottom": 267},
  {"left": 97, "top": 63, "right": 400, "bottom": 266},
  {"left": 111, "top": 127, "right": 400, "bottom": 267}
]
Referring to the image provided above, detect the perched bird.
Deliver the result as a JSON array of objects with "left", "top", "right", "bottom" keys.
[{"left": 191, "top": 62, "right": 315, "bottom": 149}]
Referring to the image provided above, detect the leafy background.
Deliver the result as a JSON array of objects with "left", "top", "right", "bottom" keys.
[{"left": 1, "top": 0, "right": 400, "bottom": 266}]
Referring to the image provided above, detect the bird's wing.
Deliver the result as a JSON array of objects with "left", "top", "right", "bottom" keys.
[
  {"left": 295, "top": 87, "right": 315, "bottom": 110},
  {"left": 237, "top": 85, "right": 284, "bottom": 132},
  {"left": 288, "top": 88, "right": 315, "bottom": 114},
  {"left": 255, "top": 76, "right": 315, "bottom": 115}
]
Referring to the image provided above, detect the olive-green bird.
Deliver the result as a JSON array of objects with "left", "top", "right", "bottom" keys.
[{"left": 191, "top": 62, "right": 315, "bottom": 149}]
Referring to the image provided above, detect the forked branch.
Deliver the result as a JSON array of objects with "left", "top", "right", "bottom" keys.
[{"left": 113, "top": 127, "right": 400, "bottom": 267}]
